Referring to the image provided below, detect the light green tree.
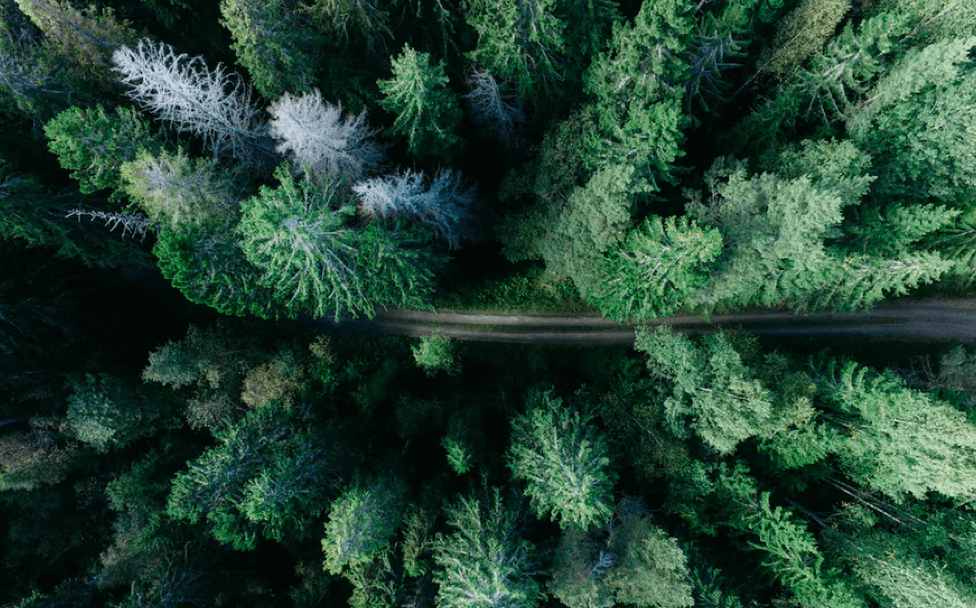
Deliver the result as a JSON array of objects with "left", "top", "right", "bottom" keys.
[
  {"left": 818, "top": 359, "right": 976, "bottom": 502},
  {"left": 507, "top": 389, "right": 615, "bottom": 530},
  {"left": 756, "top": 0, "right": 851, "bottom": 76},
  {"left": 847, "top": 37, "right": 976, "bottom": 207},
  {"left": 378, "top": 44, "right": 462, "bottom": 160},
  {"left": 120, "top": 148, "right": 240, "bottom": 229},
  {"left": 635, "top": 327, "right": 789, "bottom": 455},
  {"left": 433, "top": 485, "right": 540, "bottom": 608},
  {"left": 594, "top": 215, "right": 722, "bottom": 321},
  {"left": 322, "top": 476, "right": 406, "bottom": 574},
  {"left": 581, "top": 0, "right": 691, "bottom": 192},
  {"left": 237, "top": 164, "right": 363, "bottom": 318},
  {"left": 411, "top": 333, "right": 460, "bottom": 376}
]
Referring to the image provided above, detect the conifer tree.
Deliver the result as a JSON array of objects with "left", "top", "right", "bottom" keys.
[
  {"left": 44, "top": 105, "right": 163, "bottom": 199},
  {"left": 322, "top": 476, "right": 406, "bottom": 574},
  {"left": 268, "top": 88, "right": 384, "bottom": 182},
  {"left": 582, "top": 0, "right": 691, "bottom": 192},
  {"left": 846, "top": 36, "right": 976, "bottom": 207},
  {"left": 220, "top": 0, "right": 319, "bottom": 99},
  {"left": 112, "top": 39, "right": 276, "bottom": 166},
  {"left": 378, "top": 44, "right": 462, "bottom": 160},
  {"left": 463, "top": 69, "right": 523, "bottom": 146},
  {"left": 817, "top": 359, "right": 976, "bottom": 502},
  {"left": 14, "top": 0, "right": 140, "bottom": 80},
  {"left": 464, "top": 0, "right": 565, "bottom": 100},
  {"left": 352, "top": 169, "right": 476, "bottom": 247},
  {"left": 507, "top": 389, "right": 615, "bottom": 530},
  {"left": 594, "top": 215, "right": 722, "bottom": 321},
  {"left": 432, "top": 485, "right": 540, "bottom": 608},
  {"left": 120, "top": 148, "right": 240, "bottom": 229},
  {"left": 237, "top": 164, "right": 363, "bottom": 318},
  {"left": 634, "top": 327, "right": 787, "bottom": 455},
  {"left": 756, "top": 0, "right": 851, "bottom": 76}
]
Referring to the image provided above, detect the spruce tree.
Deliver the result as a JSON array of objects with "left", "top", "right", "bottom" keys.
[
  {"left": 378, "top": 44, "right": 462, "bottom": 160},
  {"left": 507, "top": 389, "right": 615, "bottom": 530}
]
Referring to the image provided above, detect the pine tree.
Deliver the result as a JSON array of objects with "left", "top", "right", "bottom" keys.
[
  {"left": 581, "top": 0, "right": 691, "bottom": 191},
  {"left": 432, "top": 485, "right": 540, "bottom": 608},
  {"left": 818, "top": 359, "right": 976, "bottom": 502},
  {"left": 846, "top": 36, "right": 976, "bottom": 207},
  {"left": 112, "top": 39, "right": 276, "bottom": 166},
  {"left": 120, "top": 148, "right": 240, "bottom": 229},
  {"left": 378, "top": 44, "right": 462, "bottom": 160},
  {"left": 14, "top": 0, "right": 140, "bottom": 80},
  {"left": 64, "top": 373, "right": 179, "bottom": 453},
  {"left": 268, "top": 88, "right": 384, "bottom": 182},
  {"left": 756, "top": 0, "right": 851, "bottom": 76},
  {"left": 167, "top": 403, "right": 349, "bottom": 550},
  {"left": 507, "top": 389, "right": 615, "bottom": 530},
  {"left": 411, "top": 334, "right": 460, "bottom": 376},
  {"left": 44, "top": 105, "right": 163, "bottom": 199},
  {"left": 220, "top": 0, "right": 320, "bottom": 99},
  {"left": 594, "top": 215, "right": 722, "bottom": 321},
  {"left": 464, "top": 0, "right": 565, "bottom": 100},
  {"left": 548, "top": 499, "right": 694, "bottom": 608},
  {"left": 635, "top": 327, "right": 789, "bottom": 455},
  {"left": 322, "top": 476, "right": 407, "bottom": 574},
  {"left": 352, "top": 169, "right": 476, "bottom": 247},
  {"left": 353, "top": 221, "right": 444, "bottom": 311},
  {"left": 237, "top": 164, "right": 364, "bottom": 319}
]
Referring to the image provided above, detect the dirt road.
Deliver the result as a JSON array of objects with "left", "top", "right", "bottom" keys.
[{"left": 308, "top": 299, "right": 976, "bottom": 344}]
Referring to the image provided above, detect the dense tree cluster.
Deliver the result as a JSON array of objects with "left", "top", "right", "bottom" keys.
[{"left": 4, "top": 0, "right": 976, "bottom": 606}]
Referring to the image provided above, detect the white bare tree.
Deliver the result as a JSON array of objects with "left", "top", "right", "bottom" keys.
[
  {"left": 352, "top": 169, "right": 476, "bottom": 247},
  {"left": 463, "top": 69, "right": 523, "bottom": 147},
  {"left": 111, "top": 39, "right": 276, "bottom": 166},
  {"left": 268, "top": 89, "right": 384, "bottom": 182}
]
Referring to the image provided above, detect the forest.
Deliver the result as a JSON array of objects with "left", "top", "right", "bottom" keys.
[{"left": 3, "top": 0, "right": 976, "bottom": 605}]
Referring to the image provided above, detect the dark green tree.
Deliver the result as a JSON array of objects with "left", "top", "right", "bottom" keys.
[
  {"left": 44, "top": 104, "right": 164, "bottom": 199},
  {"left": 220, "top": 0, "right": 320, "bottom": 99},
  {"left": 378, "top": 44, "right": 462, "bottom": 160},
  {"left": 464, "top": 0, "right": 565, "bottom": 100}
]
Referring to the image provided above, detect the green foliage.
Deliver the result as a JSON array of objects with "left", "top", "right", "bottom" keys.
[
  {"left": 65, "top": 373, "right": 179, "bottom": 453},
  {"left": 354, "top": 221, "right": 443, "bottom": 311},
  {"left": 378, "top": 44, "right": 462, "bottom": 160},
  {"left": 635, "top": 327, "right": 796, "bottom": 455},
  {"left": 120, "top": 148, "right": 240, "bottom": 229},
  {"left": 240, "top": 351, "right": 303, "bottom": 408},
  {"left": 548, "top": 499, "right": 694, "bottom": 608},
  {"left": 871, "top": 0, "right": 976, "bottom": 40},
  {"left": 237, "top": 164, "right": 363, "bottom": 318},
  {"left": 758, "top": 0, "right": 851, "bottom": 76},
  {"left": 153, "top": 222, "right": 277, "bottom": 318},
  {"left": 507, "top": 388, "right": 615, "bottom": 530},
  {"left": 14, "top": 0, "right": 140, "bottom": 80},
  {"left": 44, "top": 105, "right": 162, "bottom": 198},
  {"left": 581, "top": 0, "right": 691, "bottom": 191},
  {"left": 220, "top": 0, "right": 320, "bottom": 99},
  {"left": 433, "top": 485, "right": 540, "bottom": 608},
  {"left": 464, "top": 0, "right": 565, "bottom": 100},
  {"left": 847, "top": 37, "right": 976, "bottom": 207},
  {"left": 818, "top": 359, "right": 976, "bottom": 502},
  {"left": 537, "top": 164, "right": 635, "bottom": 300},
  {"left": 411, "top": 333, "right": 459, "bottom": 376},
  {"left": 605, "top": 501, "right": 694, "bottom": 608},
  {"left": 0, "top": 429, "right": 76, "bottom": 491},
  {"left": 322, "top": 476, "right": 406, "bottom": 574},
  {"left": 594, "top": 215, "right": 722, "bottom": 321},
  {"left": 846, "top": 203, "right": 959, "bottom": 256},
  {"left": 167, "top": 403, "right": 348, "bottom": 549}
]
